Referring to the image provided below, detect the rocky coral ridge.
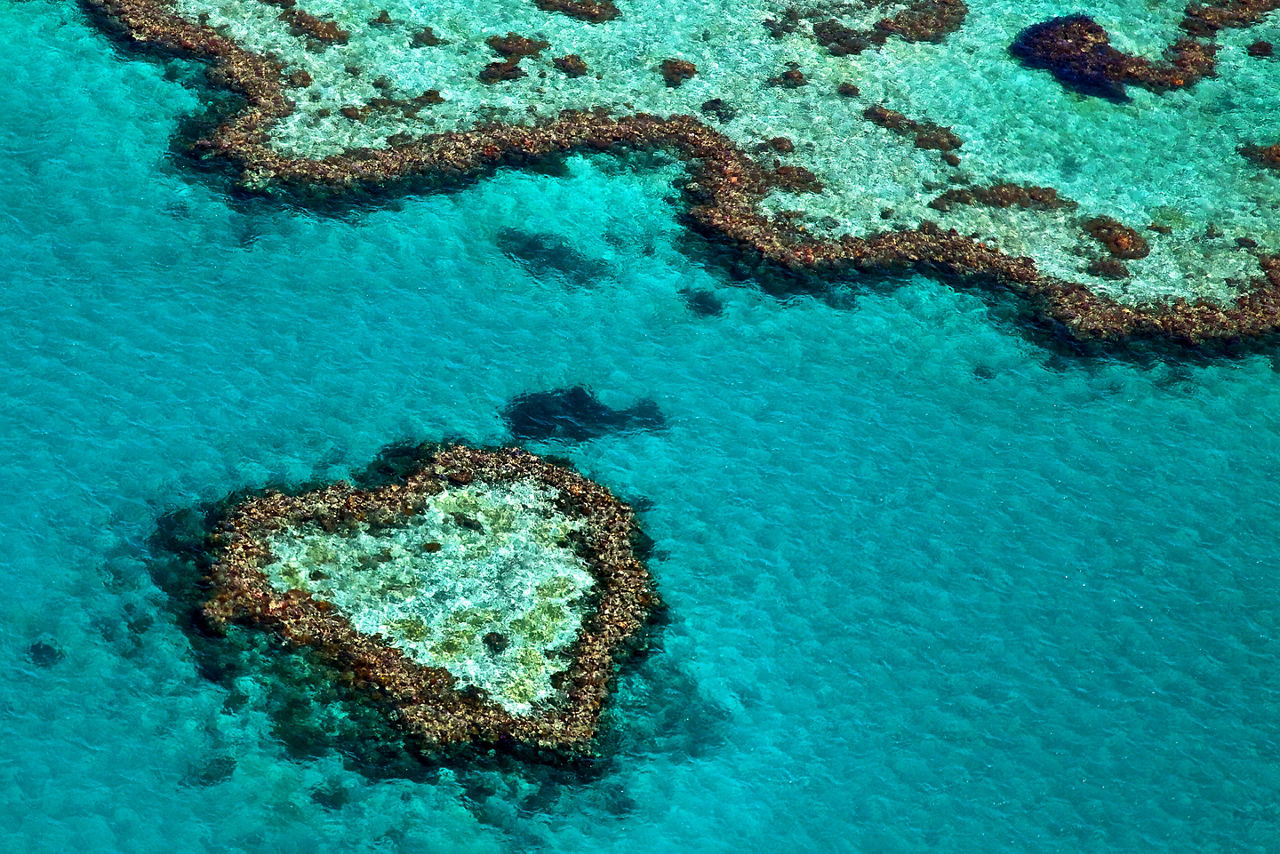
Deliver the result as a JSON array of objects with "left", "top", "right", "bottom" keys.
[{"left": 202, "top": 445, "right": 657, "bottom": 754}]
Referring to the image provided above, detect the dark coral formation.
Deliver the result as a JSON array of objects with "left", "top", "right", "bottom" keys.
[
  {"left": 487, "top": 33, "right": 551, "bottom": 59},
  {"left": 1014, "top": 5, "right": 1280, "bottom": 100},
  {"left": 1087, "top": 257, "right": 1131, "bottom": 280},
  {"left": 1083, "top": 216, "right": 1151, "bottom": 260},
  {"left": 261, "top": 0, "right": 349, "bottom": 45},
  {"left": 774, "top": 164, "right": 823, "bottom": 193},
  {"left": 660, "top": 59, "right": 698, "bottom": 88},
  {"left": 929, "top": 184, "right": 1076, "bottom": 212},
  {"left": 200, "top": 445, "right": 657, "bottom": 755},
  {"left": 503, "top": 387, "right": 665, "bottom": 442},
  {"left": 412, "top": 26, "right": 443, "bottom": 47},
  {"left": 553, "top": 54, "right": 589, "bottom": 77},
  {"left": 480, "top": 32, "right": 550, "bottom": 84},
  {"left": 767, "top": 64, "right": 808, "bottom": 88},
  {"left": 700, "top": 98, "right": 738, "bottom": 122},
  {"left": 863, "top": 105, "right": 962, "bottom": 152},
  {"left": 479, "top": 61, "right": 526, "bottom": 84},
  {"left": 1242, "top": 142, "right": 1280, "bottom": 168},
  {"left": 796, "top": 0, "right": 968, "bottom": 56},
  {"left": 1182, "top": 0, "right": 1280, "bottom": 37},
  {"left": 873, "top": 0, "right": 968, "bottom": 42},
  {"left": 533, "top": 0, "right": 620, "bottom": 23},
  {"left": 1011, "top": 15, "right": 1215, "bottom": 100},
  {"left": 84, "top": 0, "right": 1280, "bottom": 348},
  {"left": 340, "top": 88, "right": 445, "bottom": 125}
]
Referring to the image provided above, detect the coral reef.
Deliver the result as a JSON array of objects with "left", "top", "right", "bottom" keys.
[
  {"left": 1011, "top": 15, "right": 1215, "bottom": 100},
  {"left": 1011, "top": 16, "right": 1205, "bottom": 99},
  {"left": 266, "top": 0, "right": 349, "bottom": 45},
  {"left": 767, "top": 63, "right": 808, "bottom": 88},
  {"left": 81, "top": 0, "right": 1280, "bottom": 348},
  {"left": 199, "top": 444, "right": 658, "bottom": 754},
  {"left": 1083, "top": 216, "right": 1151, "bottom": 261},
  {"left": 479, "top": 32, "right": 550, "bottom": 84},
  {"left": 775, "top": 0, "right": 968, "bottom": 55},
  {"left": 863, "top": 105, "right": 962, "bottom": 153},
  {"left": 553, "top": 54, "right": 589, "bottom": 78},
  {"left": 1182, "top": 1, "right": 1280, "bottom": 37}
]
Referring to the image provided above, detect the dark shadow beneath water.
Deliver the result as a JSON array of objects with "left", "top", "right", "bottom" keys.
[
  {"left": 503, "top": 386, "right": 666, "bottom": 443},
  {"left": 496, "top": 228, "right": 615, "bottom": 289},
  {"left": 679, "top": 287, "right": 725, "bottom": 317}
]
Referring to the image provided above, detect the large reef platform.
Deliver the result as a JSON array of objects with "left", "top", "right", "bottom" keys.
[
  {"left": 84, "top": 0, "right": 1280, "bottom": 349},
  {"left": 198, "top": 444, "right": 657, "bottom": 756}
]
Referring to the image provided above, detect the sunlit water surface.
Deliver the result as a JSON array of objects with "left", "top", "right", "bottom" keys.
[{"left": 4, "top": 3, "right": 1280, "bottom": 851}]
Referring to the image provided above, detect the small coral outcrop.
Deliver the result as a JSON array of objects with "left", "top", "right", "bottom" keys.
[{"left": 199, "top": 444, "right": 657, "bottom": 755}]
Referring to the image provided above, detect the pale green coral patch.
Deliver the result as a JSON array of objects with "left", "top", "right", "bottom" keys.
[{"left": 259, "top": 479, "right": 595, "bottom": 714}]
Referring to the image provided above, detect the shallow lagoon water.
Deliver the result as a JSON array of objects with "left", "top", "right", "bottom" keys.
[{"left": 5, "top": 1, "right": 1280, "bottom": 851}]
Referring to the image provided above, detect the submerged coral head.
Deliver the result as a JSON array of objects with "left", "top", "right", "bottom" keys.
[{"left": 1011, "top": 15, "right": 1134, "bottom": 100}]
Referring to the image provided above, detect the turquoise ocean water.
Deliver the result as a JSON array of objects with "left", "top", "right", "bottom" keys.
[{"left": 5, "top": 1, "right": 1280, "bottom": 851}]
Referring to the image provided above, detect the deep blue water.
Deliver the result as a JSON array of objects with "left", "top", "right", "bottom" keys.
[{"left": 5, "top": 2, "right": 1280, "bottom": 851}]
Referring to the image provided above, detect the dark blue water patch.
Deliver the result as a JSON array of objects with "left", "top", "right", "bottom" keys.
[
  {"left": 502, "top": 386, "right": 666, "bottom": 442},
  {"left": 26, "top": 638, "right": 65, "bottom": 668},
  {"left": 182, "top": 754, "right": 237, "bottom": 789},
  {"left": 308, "top": 778, "right": 355, "bottom": 811},
  {"left": 679, "top": 287, "right": 725, "bottom": 317},
  {"left": 496, "top": 227, "right": 615, "bottom": 289}
]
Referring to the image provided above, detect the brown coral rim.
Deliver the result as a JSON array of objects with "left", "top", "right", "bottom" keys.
[
  {"left": 85, "top": 0, "right": 1280, "bottom": 348},
  {"left": 200, "top": 444, "right": 657, "bottom": 755}
]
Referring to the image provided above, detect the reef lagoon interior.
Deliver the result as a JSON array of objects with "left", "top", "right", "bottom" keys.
[
  {"left": 7, "top": 0, "right": 1280, "bottom": 851},
  {"left": 256, "top": 478, "right": 597, "bottom": 715}
]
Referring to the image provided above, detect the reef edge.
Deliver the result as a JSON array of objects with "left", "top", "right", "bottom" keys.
[
  {"left": 84, "top": 0, "right": 1280, "bottom": 349},
  {"left": 200, "top": 443, "right": 658, "bottom": 757}
]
